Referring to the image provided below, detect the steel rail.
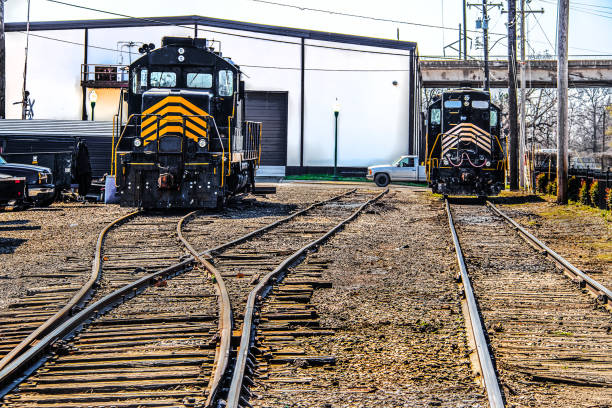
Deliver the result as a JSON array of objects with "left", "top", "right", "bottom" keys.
[
  {"left": 486, "top": 201, "right": 612, "bottom": 303},
  {"left": 445, "top": 199, "right": 505, "bottom": 408},
  {"left": 226, "top": 189, "right": 388, "bottom": 408},
  {"left": 205, "top": 188, "right": 357, "bottom": 256},
  {"left": 177, "top": 211, "right": 232, "bottom": 407},
  {"left": 0, "top": 190, "right": 360, "bottom": 400},
  {"left": 0, "top": 210, "right": 140, "bottom": 372},
  {"left": 0, "top": 254, "right": 196, "bottom": 396}
]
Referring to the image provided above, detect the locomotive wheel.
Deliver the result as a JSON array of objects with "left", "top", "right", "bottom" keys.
[{"left": 374, "top": 173, "right": 390, "bottom": 187}]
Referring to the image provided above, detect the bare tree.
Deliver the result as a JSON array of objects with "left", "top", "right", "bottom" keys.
[{"left": 569, "top": 88, "right": 611, "bottom": 153}]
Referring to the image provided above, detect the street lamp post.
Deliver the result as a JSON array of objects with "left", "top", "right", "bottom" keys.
[
  {"left": 333, "top": 99, "right": 340, "bottom": 180},
  {"left": 90, "top": 90, "right": 98, "bottom": 121}
]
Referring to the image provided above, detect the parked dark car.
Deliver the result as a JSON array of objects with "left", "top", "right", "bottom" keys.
[{"left": 0, "top": 155, "right": 55, "bottom": 206}]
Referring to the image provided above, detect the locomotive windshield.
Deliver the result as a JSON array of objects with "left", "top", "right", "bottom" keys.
[
  {"left": 131, "top": 67, "right": 231, "bottom": 92},
  {"left": 472, "top": 100, "right": 489, "bottom": 109},
  {"left": 186, "top": 72, "right": 213, "bottom": 88},
  {"left": 150, "top": 71, "right": 177, "bottom": 87},
  {"left": 444, "top": 100, "right": 461, "bottom": 108}
]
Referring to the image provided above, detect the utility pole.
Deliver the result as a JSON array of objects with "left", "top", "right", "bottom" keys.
[
  {"left": 468, "top": 1, "right": 502, "bottom": 91},
  {"left": 556, "top": 0, "right": 569, "bottom": 203},
  {"left": 519, "top": 0, "right": 526, "bottom": 189},
  {"left": 483, "top": 0, "right": 490, "bottom": 90},
  {"left": 508, "top": 0, "right": 519, "bottom": 190},
  {"left": 0, "top": 0, "right": 5, "bottom": 119},
  {"left": 604, "top": 106, "right": 608, "bottom": 154},
  {"left": 463, "top": 0, "right": 468, "bottom": 60},
  {"left": 517, "top": 1, "right": 544, "bottom": 190},
  {"left": 21, "top": 0, "right": 31, "bottom": 120}
]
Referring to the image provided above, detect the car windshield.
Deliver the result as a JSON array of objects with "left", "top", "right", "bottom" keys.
[
  {"left": 0, "top": 156, "right": 6, "bottom": 164},
  {"left": 392, "top": 157, "right": 404, "bottom": 166}
]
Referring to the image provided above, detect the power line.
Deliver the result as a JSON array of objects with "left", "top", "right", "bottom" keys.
[
  {"left": 529, "top": 3, "right": 555, "bottom": 52},
  {"left": 14, "top": 30, "right": 136, "bottom": 54},
  {"left": 249, "top": 0, "right": 508, "bottom": 36},
  {"left": 540, "top": 0, "right": 612, "bottom": 19},
  {"left": 44, "top": 0, "right": 415, "bottom": 58},
  {"left": 242, "top": 65, "right": 411, "bottom": 71},
  {"left": 13, "top": 31, "right": 413, "bottom": 72}
]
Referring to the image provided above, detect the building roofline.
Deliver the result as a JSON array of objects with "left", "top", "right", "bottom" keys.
[{"left": 5, "top": 15, "right": 417, "bottom": 52}]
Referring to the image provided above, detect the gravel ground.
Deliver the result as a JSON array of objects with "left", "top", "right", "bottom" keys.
[
  {"left": 251, "top": 188, "right": 485, "bottom": 407},
  {"left": 0, "top": 203, "right": 132, "bottom": 312},
  {"left": 184, "top": 185, "right": 350, "bottom": 253},
  {"left": 494, "top": 196, "right": 612, "bottom": 290}
]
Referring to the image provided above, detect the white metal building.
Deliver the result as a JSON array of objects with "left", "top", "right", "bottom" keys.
[{"left": 5, "top": 16, "right": 421, "bottom": 176}]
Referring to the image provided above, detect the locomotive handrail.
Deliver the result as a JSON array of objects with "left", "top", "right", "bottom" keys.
[
  {"left": 426, "top": 132, "right": 444, "bottom": 182},
  {"left": 113, "top": 113, "right": 138, "bottom": 183},
  {"left": 493, "top": 135, "right": 507, "bottom": 170}
]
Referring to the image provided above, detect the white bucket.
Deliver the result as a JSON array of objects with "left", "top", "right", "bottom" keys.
[{"left": 104, "top": 176, "right": 119, "bottom": 204}]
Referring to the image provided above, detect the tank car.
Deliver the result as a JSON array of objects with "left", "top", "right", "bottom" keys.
[
  {"left": 113, "top": 37, "right": 261, "bottom": 209},
  {"left": 425, "top": 89, "right": 506, "bottom": 197}
]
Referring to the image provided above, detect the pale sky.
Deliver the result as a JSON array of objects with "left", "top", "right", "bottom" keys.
[{"left": 5, "top": 0, "right": 612, "bottom": 59}]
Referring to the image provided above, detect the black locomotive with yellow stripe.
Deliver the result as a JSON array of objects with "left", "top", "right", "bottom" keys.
[
  {"left": 425, "top": 89, "right": 506, "bottom": 197},
  {"left": 113, "top": 37, "right": 261, "bottom": 209}
]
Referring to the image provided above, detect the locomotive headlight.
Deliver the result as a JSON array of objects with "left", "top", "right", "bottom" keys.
[
  {"left": 479, "top": 155, "right": 485, "bottom": 161},
  {"left": 486, "top": 160, "right": 491, "bottom": 167},
  {"left": 198, "top": 138, "right": 207, "bottom": 148},
  {"left": 178, "top": 55, "right": 185, "bottom": 62},
  {"left": 133, "top": 138, "right": 142, "bottom": 147}
]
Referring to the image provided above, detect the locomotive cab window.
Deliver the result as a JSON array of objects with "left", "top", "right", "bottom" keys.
[
  {"left": 430, "top": 109, "right": 441, "bottom": 125},
  {"left": 186, "top": 71, "right": 213, "bottom": 88},
  {"left": 444, "top": 100, "right": 461, "bottom": 109},
  {"left": 131, "top": 68, "right": 148, "bottom": 94},
  {"left": 150, "top": 71, "right": 177, "bottom": 88},
  {"left": 490, "top": 109, "right": 498, "bottom": 127},
  {"left": 472, "top": 100, "right": 489, "bottom": 109},
  {"left": 218, "top": 70, "right": 234, "bottom": 96}
]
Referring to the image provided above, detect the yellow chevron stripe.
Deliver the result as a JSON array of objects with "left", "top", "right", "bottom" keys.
[
  {"left": 142, "top": 105, "right": 209, "bottom": 128},
  {"left": 142, "top": 96, "right": 208, "bottom": 117},
  {"left": 139, "top": 96, "right": 210, "bottom": 146},
  {"left": 141, "top": 117, "right": 207, "bottom": 139}
]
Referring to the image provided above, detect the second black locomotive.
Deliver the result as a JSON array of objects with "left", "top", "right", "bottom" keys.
[{"left": 425, "top": 89, "right": 506, "bottom": 197}]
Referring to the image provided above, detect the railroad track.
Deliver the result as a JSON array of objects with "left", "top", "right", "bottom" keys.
[
  {"left": 446, "top": 198, "right": 612, "bottom": 407},
  {"left": 0, "top": 211, "right": 140, "bottom": 373},
  {"left": 0, "top": 188, "right": 385, "bottom": 407},
  {"left": 221, "top": 189, "right": 387, "bottom": 407}
]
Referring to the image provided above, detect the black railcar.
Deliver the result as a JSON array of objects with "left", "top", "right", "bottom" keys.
[
  {"left": 113, "top": 37, "right": 261, "bottom": 209},
  {"left": 425, "top": 89, "right": 506, "bottom": 197}
]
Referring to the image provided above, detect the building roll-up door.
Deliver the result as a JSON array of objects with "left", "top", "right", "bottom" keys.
[{"left": 245, "top": 91, "right": 288, "bottom": 172}]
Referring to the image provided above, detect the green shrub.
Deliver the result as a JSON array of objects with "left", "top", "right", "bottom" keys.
[
  {"left": 589, "top": 180, "right": 604, "bottom": 208},
  {"left": 546, "top": 179, "right": 557, "bottom": 196},
  {"left": 536, "top": 173, "right": 548, "bottom": 194},
  {"left": 579, "top": 180, "right": 590, "bottom": 205},
  {"left": 568, "top": 176, "right": 580, "bottom": 201},
  {"left": 606, "top": 188, "right": 612, "bottom": 210}
]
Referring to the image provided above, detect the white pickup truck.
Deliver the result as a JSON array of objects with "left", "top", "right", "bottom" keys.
[{"left": 366, "top": 155, "right": 427, "bottom": 187}]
